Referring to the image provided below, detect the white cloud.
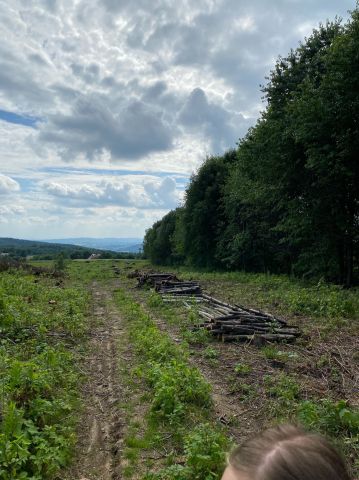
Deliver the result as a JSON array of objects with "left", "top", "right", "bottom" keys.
[
  {"left": 42, "top": 175, "right": 181, "bottom": 209},
  {"left": 0, "top": 205, "right": 25, "bottom": 215},
  {"left": 0, "top": 0, "right": 354, "bottom": 238},
  {"left": 0, "top": 174, "right": 20, "bottom": 194}
]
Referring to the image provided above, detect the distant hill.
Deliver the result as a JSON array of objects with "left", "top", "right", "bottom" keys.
[
  {"left": 0, "top": 237, "right": 140, "bottom": 259},
  {"left": 48, "top": 237, "right": 143, "bottom": 253}
]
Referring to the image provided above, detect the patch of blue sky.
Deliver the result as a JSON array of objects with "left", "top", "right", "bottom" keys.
[
  {"left": 0, "top": 109, "right": 41, "bottom": 128},
  {"left": 10, "top": 177, "right": 34, "bottom": 192},
  {"left": 40, "top": 166, "right": 190, "bottom": 181}
]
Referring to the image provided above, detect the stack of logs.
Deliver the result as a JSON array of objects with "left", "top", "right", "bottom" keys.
[
  {"left": 134, "top": 272, "right": 202, "bottom": 295},
  {"left": 188, "top": 294, "right": 299, "bottom": 343},
  {"left": 131, "top": 270, "right": 299, "bottom": 344}
]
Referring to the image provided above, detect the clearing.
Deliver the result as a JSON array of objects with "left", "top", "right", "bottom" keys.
[{"left": 66, "top": 260, "right": 358, "bottom": 479}]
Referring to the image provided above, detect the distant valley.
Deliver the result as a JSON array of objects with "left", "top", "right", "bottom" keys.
[{"left": 47, "top": 237, "right": 143, "bottom": 253}]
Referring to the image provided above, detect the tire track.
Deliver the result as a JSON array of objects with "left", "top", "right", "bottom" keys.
[{"left": 64, "top": 281, "right": 125, "bottom": 480}]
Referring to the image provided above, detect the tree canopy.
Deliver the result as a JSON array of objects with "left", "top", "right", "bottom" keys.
[{"left": 143, "top": 9, "right": 359, "bottom": 286}]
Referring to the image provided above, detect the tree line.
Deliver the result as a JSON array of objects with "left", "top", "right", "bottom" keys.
[{"left": 144, "top": 9, "right": 359, "bottom": 286}]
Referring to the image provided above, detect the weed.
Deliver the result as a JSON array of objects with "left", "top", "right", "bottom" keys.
[
  {"left": 148, "top": 292, "right": 164, "bottom": 309},
  {"left": 297, "top": 399, "right": 359, "bottom": 437},
  {"left": 261, "top": 346, "right": 298, "bottom": 362},
  {"left": 0, "top": 269, "right": 87, "bottom": 478},
  {"left": 234, "top": 363, "right": 251, "bottom": 375},
  {"left": 184, "top": 424, "right": 230, "bottom": 479},
  {"left": 203, "top": 347, "right": 219, "bottom": 360},
  {"left": 149, "top": 360, "right": 211, "bottom": 421},
  {"left": 181, "top": 328, "right": 210, "bottom": 345},
  {"left": 264, "top": 373, "right": 300, "bottom": 418},
  {"left": 144, "top": 424, "right": 229, "bottom": 480},
  {"left": 236, "top": 383, "right": 255, "bottom": 400},
  {"left": 261, "top": 345, "right": 279, "bottom": 360},
  {"left": 115, "top": 287, "right": 230, "bottom": 479}
]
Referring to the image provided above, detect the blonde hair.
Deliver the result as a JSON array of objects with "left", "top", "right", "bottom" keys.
[{"left": 228, "top": 425, "right": 350, "bottom": 480}]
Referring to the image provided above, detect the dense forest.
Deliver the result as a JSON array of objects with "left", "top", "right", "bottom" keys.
[{"left": 143, "top": 9, "right": 359, "bottom": 286}]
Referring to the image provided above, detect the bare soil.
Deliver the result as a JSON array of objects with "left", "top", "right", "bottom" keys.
[{"left": 63, "top": 281, "right": 126, "bottom": 480}]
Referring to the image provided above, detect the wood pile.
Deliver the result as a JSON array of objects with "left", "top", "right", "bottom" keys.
[
  {"left": 189, "top": 294, "right": 300, "bottom": 344},
  {"left": 136, "top": 272, "right": 179, "bottom": 288},
  {"left": 155, "top": 279, "right": 202, "bottom": 296},
  {"left": 131, "top": 270, "right": 299, "bottom": 344}
]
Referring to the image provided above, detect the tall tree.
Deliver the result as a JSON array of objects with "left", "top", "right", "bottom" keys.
[{"left": 183, "top": 150, "right": 237, "bottom": 268}]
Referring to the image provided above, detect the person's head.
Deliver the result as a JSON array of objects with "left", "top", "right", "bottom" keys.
[{"left": 222, "top": 424, "right": 351, "bottom": 480}]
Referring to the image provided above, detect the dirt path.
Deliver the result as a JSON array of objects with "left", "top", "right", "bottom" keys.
[{"left": 64, "top": 281, "right": 125, "bottom": 480}]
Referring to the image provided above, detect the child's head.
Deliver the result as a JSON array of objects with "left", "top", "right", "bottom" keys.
[{"left": 222, "top": 424, "right": 350, "bottom": 480}]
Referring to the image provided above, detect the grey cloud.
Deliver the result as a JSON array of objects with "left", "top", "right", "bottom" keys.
[
  {"left": 71, "top": 62, "right": 101, "bottom": 84},
  {"left": 0, "top": 0, "right": 354, "bottom": 170},
  {"left": 178, "top": 88, "right": 248, "bottom": 152},
  {"left": 121, "top": 0, "right": 353, "bottom": 106},
  {"left": 38, "top": 95, "right": 173, "bottom": 160},
  {"left": 144, "top": 176, "right": 178, "bottom": 208},
  {"left": 28, "top": 53, "right": 50, "bottom": 66},
  {"left": 50, "top": 83, "right": 80, "bottom": 101},
  {"left": 0, "top": 57, "right": 52, "bottom": 107}
]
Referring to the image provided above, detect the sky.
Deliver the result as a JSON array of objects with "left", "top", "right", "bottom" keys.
[{"left": 0, "top": 0, "right": 355, "bottom": 240}]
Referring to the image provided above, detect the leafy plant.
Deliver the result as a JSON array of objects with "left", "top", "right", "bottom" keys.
[
  {"left": 264, "top": 373, "right": 300, "bottom": 413},
  {"left": 184, "top": 424, "right": 229, "bottom": 479},
  {"left": 234, "top": 363, "right": 251, "bottom": 375},
  {"left": 203, "top": 347, "right": 219, "bottom": 360},
  {"left": 298, "top": 399, "right": 359, "bottom": 436}
]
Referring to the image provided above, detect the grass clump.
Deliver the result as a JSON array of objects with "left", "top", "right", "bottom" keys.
[
  {"left": 234, "top": 363, "right": 252, "bottom": 375},
  {"left": 144, "top": 423, "right": 229, "bottom": 480},
  {"left": 147, "top": 360, "right": 211, "bottom": 421},
  {"left": 298, "top": 399, "right": 359, "bottom": 437}
]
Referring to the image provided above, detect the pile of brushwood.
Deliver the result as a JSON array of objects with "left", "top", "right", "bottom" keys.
[{"left": 131, "top": 270, "right": 299, "bottom": 344}]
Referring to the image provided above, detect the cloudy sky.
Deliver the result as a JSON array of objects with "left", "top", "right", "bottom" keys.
[{"left": 0, "top": 0, "right": 354, "bottom": 239}]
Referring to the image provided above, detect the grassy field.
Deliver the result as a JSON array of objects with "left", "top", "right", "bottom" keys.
[
  {"left": 121, "top": 260, "right": 359, "bottom": 477},
  {"left": 0, "top": 264, "right": 89, "bottom": 479},
  {"left": 1, "top": 259, "right": 357, "bottom": 479}
]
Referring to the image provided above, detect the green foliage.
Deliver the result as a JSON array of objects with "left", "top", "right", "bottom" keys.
[
  {"left": 175, "top": 267, "right": 359, "bottom": 322},
  {"left": 261, "top": 345, "right": 280, "bottom": 360},
  {"left": 115, "top": 288, "right": 232, "bottom": 480},
  {"left": 144, "top": 464, "right": 190, "bottom": 480},
  {"left": 298, "top": 399, "right": 359, "bottom": 437},
  {"left": 143, "top": 209, "right": 181, "bottom": 266},
  {"left": 115, "top": 289, "right": 211, "bottom": 424},
  {"left": 147, "top": 292, "right": 164, "bottom": 308},
  {"left": 265, "top": 373, "right": 300, "bottom": 411},
  {"left": 0, "top": 270, "right": 87, "bottom": 478},
  {"left": 202, "top": 347, "right": 218, "bottom": 360},
  {"left": 182, "top": 151, "right": 237, "bottom": 268},
  {"left": 234, "top": 363, "right": 251, "bottom": 375},
  {"left": 181, "top": 328, "right": 210, "bottom": 346},
  {"left": 144, "top": 424, "right": 229, "bottom": 480},
  {"left": 183, "top": 424, "right": 229, "bottom": 479},
  {"left": 261, "top": 346, "right": 298, "bottom": 362},
  {"left": 53, "top": 252, "right": 66, "bottom": 272},
  {"left": 147, "top": 360, "right": 211, "bottom": 420}
]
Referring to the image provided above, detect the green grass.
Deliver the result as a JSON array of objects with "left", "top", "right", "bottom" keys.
[
  {"left": 125, "top": 260, "right": 359, "bottom": 477},
  {"left": 158, "top": 266, "right": 359, "bottom": 322},
  {"left": 114, "top": 287, "right": 230, "bottom": 479},
  {"left": 0, "top": 268, "right": 89, "bottom": 479}
]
